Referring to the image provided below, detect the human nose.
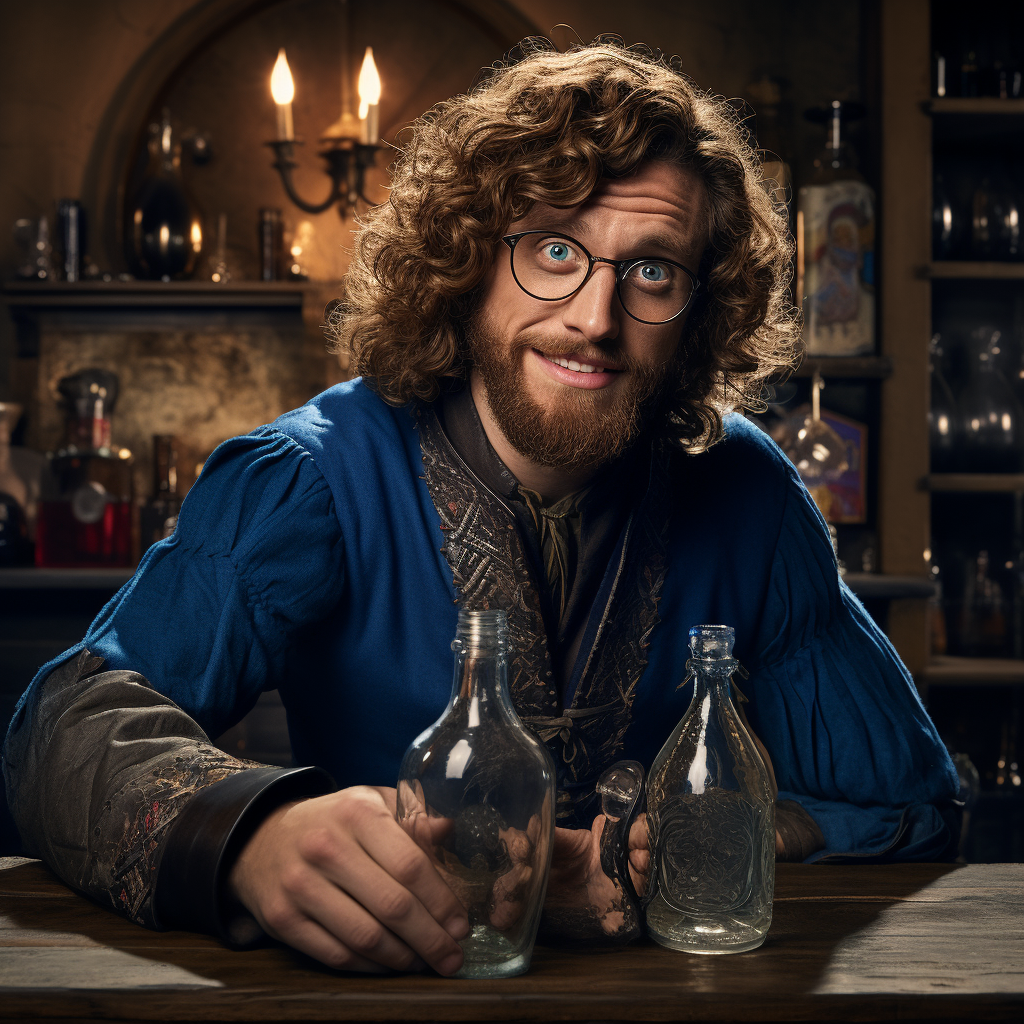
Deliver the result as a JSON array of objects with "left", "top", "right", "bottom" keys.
[{"left": 559, "top": 263, "right": 620, "bottom": 343}]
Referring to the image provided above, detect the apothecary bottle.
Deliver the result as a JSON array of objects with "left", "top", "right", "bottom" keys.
[
  {"left": 35, "top": 369, "right": 133, "bottom": 568},
  {"left": 797, "top": 100, "right": 875, "bottom": 357},
  {"left": 396, "top": 608, "right": 555, "bottom": 978},
  {"left": 645, "top": 624, "right": 775, "bottom": 954}
]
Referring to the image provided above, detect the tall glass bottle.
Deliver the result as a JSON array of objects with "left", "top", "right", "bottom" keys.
[
  {"left": 797, "top": 100, "right": 876, "bottom": 356},
  {"left": 396, "top": 608, "right": 555, "bottom": 978},
  {"left": 645, "top": 625, "right": 775, "bottom": 954}
]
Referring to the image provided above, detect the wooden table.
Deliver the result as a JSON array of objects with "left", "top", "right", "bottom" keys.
[{"left": 1, "top": 857, "right": 1022, "bottom": 1022}]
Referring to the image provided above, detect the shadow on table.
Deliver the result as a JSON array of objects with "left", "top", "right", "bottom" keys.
[{"left": 1, "top": 859, "right": 966, "bottom": 1000}]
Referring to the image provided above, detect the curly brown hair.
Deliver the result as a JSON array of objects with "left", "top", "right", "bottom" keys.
[{"left": 330, "top": 36, "right": 800, "bottom": 450}]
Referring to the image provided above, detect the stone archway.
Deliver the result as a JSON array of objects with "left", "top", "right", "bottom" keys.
[{"left": 81, "top": 0, "right": 540, "bottom": 272}]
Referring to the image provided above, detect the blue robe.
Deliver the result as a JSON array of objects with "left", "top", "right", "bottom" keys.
[{"left": 24, "top": 379, "right": 959, "bottom": 861}]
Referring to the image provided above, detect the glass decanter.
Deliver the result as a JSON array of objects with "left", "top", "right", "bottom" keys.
[
  {"left": 396, "top": 608, "right": 555, "bottom": 978},
  {"left": 645, "top": 624, "right": 775, "bottom": 954}
]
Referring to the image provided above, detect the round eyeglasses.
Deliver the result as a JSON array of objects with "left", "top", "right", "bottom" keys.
[{"left": 502, "top": 230, "right": 700, "bottom": 325}]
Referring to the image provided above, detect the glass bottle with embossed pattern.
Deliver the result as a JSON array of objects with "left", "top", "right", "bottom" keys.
[
  {"left": 645, "top": 624, "right": 775, "bottom": 953},
  {"left": 395, "top": 608, "right": 556, "bottom": 977}
]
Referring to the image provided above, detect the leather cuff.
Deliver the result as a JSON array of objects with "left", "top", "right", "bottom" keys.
[{"left": 154, "top": 765, "right": 334, "bottom": 947}]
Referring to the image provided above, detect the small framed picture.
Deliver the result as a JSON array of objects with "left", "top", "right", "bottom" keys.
[{"left": 818, "top": 408, "right": 868, "bottom": 524}]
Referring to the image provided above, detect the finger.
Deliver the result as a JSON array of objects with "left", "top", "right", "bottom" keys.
[
  {"left": 268, "top": 910, "right": 394, "bottom": 974},
  {"left": 629, "top": 848, "right": 650, "bottom": 875},
  {"left": 489, "top": 862, "right": 532, "bottom": 931},
  {"left": 360, "top": 822, "right": 468, "bottom": 926},
  {"left": 628, "top": 812, "right": 649, "bottom": 851},
  {"left": 291, "top": 871, "right": 430, "bottom": 973}
]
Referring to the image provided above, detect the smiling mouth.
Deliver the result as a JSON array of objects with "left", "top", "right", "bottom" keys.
[{"left": 540, "top": 352, "right": 622, "bottom": 374}]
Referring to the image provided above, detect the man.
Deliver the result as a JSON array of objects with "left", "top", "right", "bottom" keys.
[{"left": 3, "top": 39, "right": 957, "bottom": 977}]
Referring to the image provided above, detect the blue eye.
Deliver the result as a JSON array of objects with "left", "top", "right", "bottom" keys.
[
  {"left": 639, "top": 263, "right": 668, "bottom": 282},
  {"left": 544, "top": 242, "right": 571, "bottom": 261}
]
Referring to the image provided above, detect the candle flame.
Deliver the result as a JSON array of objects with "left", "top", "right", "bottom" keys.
[
  {"left": 357, "top": 46, "right": 381, "bottom": 117},
  {"left": 271, "top": 49, "right": 295, "bottom": 105}
]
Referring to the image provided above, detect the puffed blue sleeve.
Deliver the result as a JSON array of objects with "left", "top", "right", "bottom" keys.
[
  {"left": 43, "top": 426, "right": 345, "bottom": 737},
  {"left": 747, "top": 471, "right": 960, "bottom": 862}
]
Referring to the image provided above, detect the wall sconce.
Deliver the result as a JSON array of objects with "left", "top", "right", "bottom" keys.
[{"left": 266, "top": 46, "right": 383, "bottom": 219}]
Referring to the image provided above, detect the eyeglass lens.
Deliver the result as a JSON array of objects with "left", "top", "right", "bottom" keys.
[{"left": 510, "top": 233, "right": 694, "bottom": 323}]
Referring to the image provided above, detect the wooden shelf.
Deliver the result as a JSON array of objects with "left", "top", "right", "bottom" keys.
[
  {"left": 926, "top": 474, "right": 1024, "bottom": 492},
  {"left": 793, "top": 355, "right": 893, "bottom": 379},
  {"left": 926, "top": 262, "right": 1024, "bottom": 280},
  {"left": 843, "top": 572, "right": 936, "bottom": 600},
  {"left": 0, "top": 567, "right": 134, "bottom": 590},
  {"left": 1, "top": 281, "right": 309, "bottom": 309},
  {"left": 926, "top": 97, "right": 1024, "bottom": 115},
  {"left": 922, "top": 656, "right": 1024, "bottom": 686}
]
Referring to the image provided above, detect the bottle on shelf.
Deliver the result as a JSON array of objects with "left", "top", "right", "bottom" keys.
[
  {"left": 140, "top": 434, "right": 183, "bottom": 554},
  {"left": 932, "top": 170, "right": 967, "bottom": 261},
  {"left": 0, "top": 402, "right": 34, "bottom": 566},
  {"left": 958, "top": 550, "right": 1008, "bottom": 658},
  {"left": 35, "top": 369, "right": 134, "bottom": 569},
  {"left": 969, "top": 171, "right": 1022, "bottom": 261},
  {"left": 994, "top": 703, "right": 1021, "bottom": 790},
  {"left": 929, "top": 333, "right": 961, "bottom": 472},
  {"left": 645, "top": 624, "right": 775, "bottom": 955},
  {"left": 395, "top": 608, "right": 555, "bottom": 978},
  {"left": 796, "top": 101, "right": 876, "bottom": 357},
  {"left": 745, "top": 75, "right": 793, "bottom": 228},
  {"left": 126, "top": 110, "right": 203, "bottom": 281},
  {"left": 957, "top": 326, "right": 1022, "bottom": 473},
  {"left": 928, "top": 555, "right": 948, "bottom": 656}
]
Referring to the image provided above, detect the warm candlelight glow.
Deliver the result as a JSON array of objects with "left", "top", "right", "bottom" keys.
[
  {"left": 357, "top": 47, "right": 381, "bottom": 113},
  {"left": 357, "top": 47, "right": 381, "bottom": 144},
  {"left": 271, "top": 49, "right": 295, "bottom": 105},
  {"left": 271, "top": 48, "right": 295, "bottom": 141}
]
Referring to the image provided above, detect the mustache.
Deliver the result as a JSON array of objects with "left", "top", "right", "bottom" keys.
[{"left": 507, "top": 331, "right": 644, "bottom": 375}]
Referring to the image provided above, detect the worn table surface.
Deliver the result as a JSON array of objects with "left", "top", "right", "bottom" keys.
[{"left": 0, "top": 857, "right": 1022, "bottom": 1022}]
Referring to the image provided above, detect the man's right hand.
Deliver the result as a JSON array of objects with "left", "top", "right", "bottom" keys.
[{"left": 227, "top": 786, "right": 470, "bottom": 974}]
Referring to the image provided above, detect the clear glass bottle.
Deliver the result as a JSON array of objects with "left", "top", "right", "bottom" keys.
[
  {"left": 396, "top": 608, "right": 555, "bottom": 978},
  {"left": 645, "top": 624, "right": 775, "bottom": 954}
]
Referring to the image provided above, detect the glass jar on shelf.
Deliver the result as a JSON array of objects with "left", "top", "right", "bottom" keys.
[
  {"left": 35, "top": 369, "right": 134, "bottom": 568},
  {"left": 957, "top": 326, "right": 1022, "bottom": 473}
]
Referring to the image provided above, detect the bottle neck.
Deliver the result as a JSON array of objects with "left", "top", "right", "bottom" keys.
[
  {"left": 688, "top": 657, "right": 738, "bottom": 703},
  {"left": 450, "top": 644, "right": 511, "bottom": 716}
]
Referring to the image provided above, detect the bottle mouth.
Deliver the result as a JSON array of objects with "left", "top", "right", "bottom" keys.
[
  {"left": 453, "top": 608, "right": 509, "bottom": 653},
  {"left": 688, "top": 624, "right": 735, "bottom": 660}
]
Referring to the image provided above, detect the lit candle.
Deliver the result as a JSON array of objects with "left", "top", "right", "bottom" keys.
[
  {"left": 271, "top": 48, "right": 295, "bottom": 141},
  {"left": 357, "top": 46, "right": 381, "bottom": 145}
]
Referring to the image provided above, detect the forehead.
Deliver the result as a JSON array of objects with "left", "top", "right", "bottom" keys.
[{"left": 515, "top": 161, "right": 708, "bottom": 263}]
